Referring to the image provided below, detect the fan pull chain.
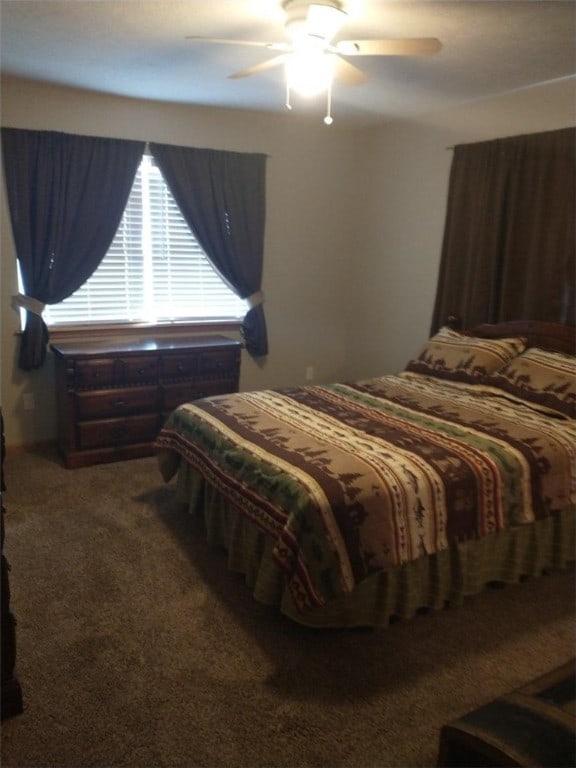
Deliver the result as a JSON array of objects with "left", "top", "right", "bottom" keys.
[
  {"left": 285, "top": 77, "right": 334, "bottom": 124},
  {"left": 324, "top": 81, "right": 333, "bottom": 125}
]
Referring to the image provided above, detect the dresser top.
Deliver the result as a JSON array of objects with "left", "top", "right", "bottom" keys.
[{"left": 50, "top": 334, "right": 242, "bottom": 358}]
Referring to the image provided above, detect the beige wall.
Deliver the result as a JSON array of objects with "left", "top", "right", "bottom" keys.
[{"left": 1, "top": 75, "right": 574, "bottom": 446}]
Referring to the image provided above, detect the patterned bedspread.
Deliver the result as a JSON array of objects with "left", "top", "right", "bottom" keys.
[{"left": 155, "top": 373, "right": 575, "bottom": 612}]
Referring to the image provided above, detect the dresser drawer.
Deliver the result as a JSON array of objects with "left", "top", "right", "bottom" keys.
[
  {"left": 161, "top": 354, "right": 198, "bottom": 379},
  {"left": 160, "top": 380, "right": 235, "bottom": 412},
  {"left": 74, "top": 355, "right": 159, "bottom": 388},
  {"left": 197, "top": 349, "right": 240, "bottom": 377},
  {"left": 120, "top": 356, "right": 159, "bottom": 383},
  {"left": 78, "top": 414, "right": 159, "bottom": 450},
  {"left": 76, "top": 386, "right": 158, "bottom": 419},
  {"left": 75, "top": 359, "right": 116, "bottom": 388}
]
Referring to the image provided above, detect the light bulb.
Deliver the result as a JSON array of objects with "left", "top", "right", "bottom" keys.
[{"left": 285, "top": 50, "right": 335, "bottom": 98}]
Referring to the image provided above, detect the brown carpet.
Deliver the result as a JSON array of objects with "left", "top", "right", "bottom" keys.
[{"left": 1, "top": 446, "right": 574, "bottom": 768}]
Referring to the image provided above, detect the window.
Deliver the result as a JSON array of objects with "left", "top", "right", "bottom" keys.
[{"left": 43, "top": 156, "right": 246, "bottom": 326}]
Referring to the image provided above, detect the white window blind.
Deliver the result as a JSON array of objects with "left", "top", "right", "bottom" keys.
[{"left": 43, "top": 155, "right": 246, "bottom": 326}]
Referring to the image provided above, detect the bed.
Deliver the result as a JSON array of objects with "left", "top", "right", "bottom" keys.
[{"left": 155, "top": 320, "right": 575, "bottom": 628}]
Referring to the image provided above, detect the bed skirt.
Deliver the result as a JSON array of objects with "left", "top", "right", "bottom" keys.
[{"left": 173, "top": 461, "right": 576, "bottom": 629}]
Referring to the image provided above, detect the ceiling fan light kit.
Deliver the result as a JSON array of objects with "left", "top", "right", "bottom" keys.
[
  {"left": 187, "top": 0, "right": 442, "bottom": 125},
  {"left": 285, "top": 49, "right": 336, "bottom": 97},
  {"left": 282, "top": 1, "right": 343, "bottom": 124}
]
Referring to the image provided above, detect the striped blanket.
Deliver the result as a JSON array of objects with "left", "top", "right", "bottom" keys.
[{"left": 156, "top": 373, "right": 575, "bottom": 612}]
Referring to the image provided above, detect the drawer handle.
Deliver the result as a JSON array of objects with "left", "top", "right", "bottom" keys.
[
  {"left": 112, "top": 399, "right": 127, "bottom": 409},
  {"left": 176, "top": 362, "right": 185, "bottom": 372},
  {"left": 137, "top": 368, "right": 146, "bottom": 375}
]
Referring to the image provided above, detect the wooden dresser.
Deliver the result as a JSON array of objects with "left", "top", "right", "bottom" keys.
[{"left": 51, "top": 335, "right": 242, "bottom": 468}]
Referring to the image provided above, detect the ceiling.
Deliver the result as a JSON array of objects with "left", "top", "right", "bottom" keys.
[{"left": 1, "top": 1, "right": 575, "bottom": 126}]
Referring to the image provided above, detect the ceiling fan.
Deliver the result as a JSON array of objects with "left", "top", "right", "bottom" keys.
[{"left": 187, "top": 0, "right": 442, "bottom": 123}]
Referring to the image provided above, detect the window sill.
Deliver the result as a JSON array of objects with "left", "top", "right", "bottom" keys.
[{"left": 46, "top": 320, "right": 243, "bottom": 344}]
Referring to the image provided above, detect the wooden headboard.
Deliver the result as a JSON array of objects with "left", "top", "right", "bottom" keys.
[
  {"left": 470, "top": 320, "right": 575, "bottom": 356},
  {"left": 445, "top": 317, "right": 576, "bottom": 356}
]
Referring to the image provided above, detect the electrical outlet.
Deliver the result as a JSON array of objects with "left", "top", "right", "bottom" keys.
[
  {"left": 305, "top": 366, "right": 314, "bottom": 381},
  {"left": 23, "top": 392, "right": 35, "bottom": 411}
]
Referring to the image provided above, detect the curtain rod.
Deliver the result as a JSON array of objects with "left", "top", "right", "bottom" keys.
[{"left": 143, "top": 140, "right": 270, "bottom": 158}]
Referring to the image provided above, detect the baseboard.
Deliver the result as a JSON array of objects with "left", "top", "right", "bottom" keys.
[{"left": 4, "top": 439, "right": 58, "bottom": 455}]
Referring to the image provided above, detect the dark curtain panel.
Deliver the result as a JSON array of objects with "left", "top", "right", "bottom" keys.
[
  {"left": 149, "top": 143, "right": 268, "bottom": 357},
  {"left": 431, "top": 127, "right": 575, "bottom": 332},
  {"left": 1, "top": 128, "right": 145, "bottom": 369}
]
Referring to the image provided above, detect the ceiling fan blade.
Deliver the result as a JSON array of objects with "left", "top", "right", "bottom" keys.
[
  {"left": 228, "top": 54, "right": 288, "bottom": 80},
  {"left": 186, "top": 36, "right": 291, "bottom": 53},
  {"left": 335, "top": 38, "right": 442, "bottom": 57},
  {"left": 334, "top": 56, "right": 369, "bottom": 86}
]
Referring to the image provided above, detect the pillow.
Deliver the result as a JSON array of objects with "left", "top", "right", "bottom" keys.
[
  {"left": 405, "top": 326, "right": 526, "bottom": 384},
  {"left": 482, "top": 347, "right": 576, "bottom": 418}
]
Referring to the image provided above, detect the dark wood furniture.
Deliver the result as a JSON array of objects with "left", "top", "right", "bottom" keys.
[
  {"left": 467, "top": 318, "right": 576, "bottom": 355},
  {"left": 51, "top": 335, "right": 242, "bottom": 468},
  {"left": 437, "top": 660, "right": 576, "bottom": 767},
  {"left": 1, "top": 410, "right": 24, "bottom": 719}
]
